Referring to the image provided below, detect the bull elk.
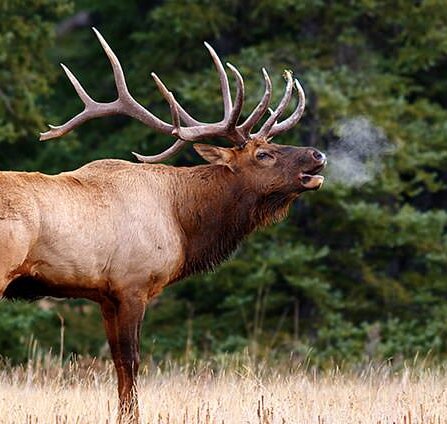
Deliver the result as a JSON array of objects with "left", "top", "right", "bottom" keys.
[{"left": 0, "top": 28, "right": 326, "bottom": 422}]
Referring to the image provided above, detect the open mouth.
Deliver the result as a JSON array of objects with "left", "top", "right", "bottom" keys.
[{"left": 299, "top": 162, "right": 326, "bottom": 190}]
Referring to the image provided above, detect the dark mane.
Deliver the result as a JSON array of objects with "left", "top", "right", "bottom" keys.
[{"left": 174, "top": 171, "right": 295, "bottom": 280}]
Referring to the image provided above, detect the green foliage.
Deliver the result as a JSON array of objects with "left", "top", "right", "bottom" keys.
[
  {"left": 0, "top": 0, "right": 446, "bottom": 365},
  {"left": 0, "top": 0, "right": 72, "bottom": 169},
  {"left": 0, "top": 301, "right": 55, "bottom": 362}
]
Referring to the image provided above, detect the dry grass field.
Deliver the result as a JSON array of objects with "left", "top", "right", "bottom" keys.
[{"left": 0, "top": 355, "right": 446, "bottom": 424}]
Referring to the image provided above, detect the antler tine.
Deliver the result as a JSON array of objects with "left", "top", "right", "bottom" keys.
[
  {"left": 151, "top": 72, "right": 201, "bottom": 126},
  {"left": 92, "top": 27, "right": 128, "bottom": 99},
  {"left": 39, "top": 64, "right": 102, "bottom": 141},
  {"left": 60, "top": 64, "right": 93, "bottom": 105},
  {"left": 265, "top": 78, "right": 306, "bottom": 138},
  {"left": 225, "top": 62, "right": 244, "bottom": 130},
  {"left": 39, "top": 111, "right": 97, "bottom": 141},
  {"left": 150, "top": 73, "right": 181, "bottom": 130},
  {"left": 238, "top": 68, "right": 272, "bottom": 137},
  {"left": 204, "top": 42, "right": 232, "bottom": 119},
  {"left": 253, "top": 70, "right": 294, "bottom": 140},
  {"left": 132, "top": 138, "right": 187, "bottom": 163}
]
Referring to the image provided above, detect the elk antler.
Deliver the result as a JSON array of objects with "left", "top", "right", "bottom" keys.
[
  {"left": 40, "top": 28, "right": 174, "bottom": 141},
  {"left": 257, "top": 73, "right": 306, "bottom": 140},
  {"left": 40, "top": 28, "right": 306, "bottom": 163}
]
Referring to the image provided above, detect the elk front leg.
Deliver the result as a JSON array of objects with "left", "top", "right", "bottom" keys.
[{"left": 101, "top": 294, "right": 146, "bottom": 423}]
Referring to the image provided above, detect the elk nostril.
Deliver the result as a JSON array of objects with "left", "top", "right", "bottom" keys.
[{"left": 312, "top": 150, "right": 323, "bottom": 161}]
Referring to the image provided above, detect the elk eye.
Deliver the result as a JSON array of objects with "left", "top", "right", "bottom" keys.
[{"left": 256, "top": 151, "right": 273, "bottom": 161}]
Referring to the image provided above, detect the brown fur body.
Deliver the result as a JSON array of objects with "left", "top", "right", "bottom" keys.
[{"left": 1, "top": 159, "right": 295, "bottom": 301}]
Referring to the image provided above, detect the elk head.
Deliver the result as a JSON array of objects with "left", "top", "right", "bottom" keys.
[{"left": 40, "top": 28, "right": 326, "bottom": 193}]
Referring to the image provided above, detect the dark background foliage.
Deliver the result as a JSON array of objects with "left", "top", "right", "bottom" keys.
[{"left": 0, "top": 0, "right": 446, "bottom": 365}]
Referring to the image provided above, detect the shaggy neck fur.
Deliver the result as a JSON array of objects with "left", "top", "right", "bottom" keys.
[{"left": 172, "top": 165, "right": 295, "bottom": 279}]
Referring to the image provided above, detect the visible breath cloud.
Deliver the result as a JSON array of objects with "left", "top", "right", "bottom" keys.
[{"left": 327, "top": 117, "right": 393, "bottom": 187}]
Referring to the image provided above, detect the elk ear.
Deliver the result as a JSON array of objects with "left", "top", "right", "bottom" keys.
[{"left": 193, "top": 144, "right": 235, "bottom": 171}]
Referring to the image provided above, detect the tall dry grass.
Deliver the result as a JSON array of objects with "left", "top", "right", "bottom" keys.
[{"left": 0, "top": 354, "right": 446, "bottom": 423}]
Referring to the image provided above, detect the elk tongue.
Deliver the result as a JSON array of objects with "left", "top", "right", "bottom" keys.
[{"left": 299, "top": 172, "right": 325, "bottom": 190}]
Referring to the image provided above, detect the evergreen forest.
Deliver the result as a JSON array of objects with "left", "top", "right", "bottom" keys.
[{"left": 1, "top": 0, "right": 446, "bottom": 366}]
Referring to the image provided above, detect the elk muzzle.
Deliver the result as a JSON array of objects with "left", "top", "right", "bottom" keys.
[{"left": 298, "top": 149, "right": 327, "bottom": 190}]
